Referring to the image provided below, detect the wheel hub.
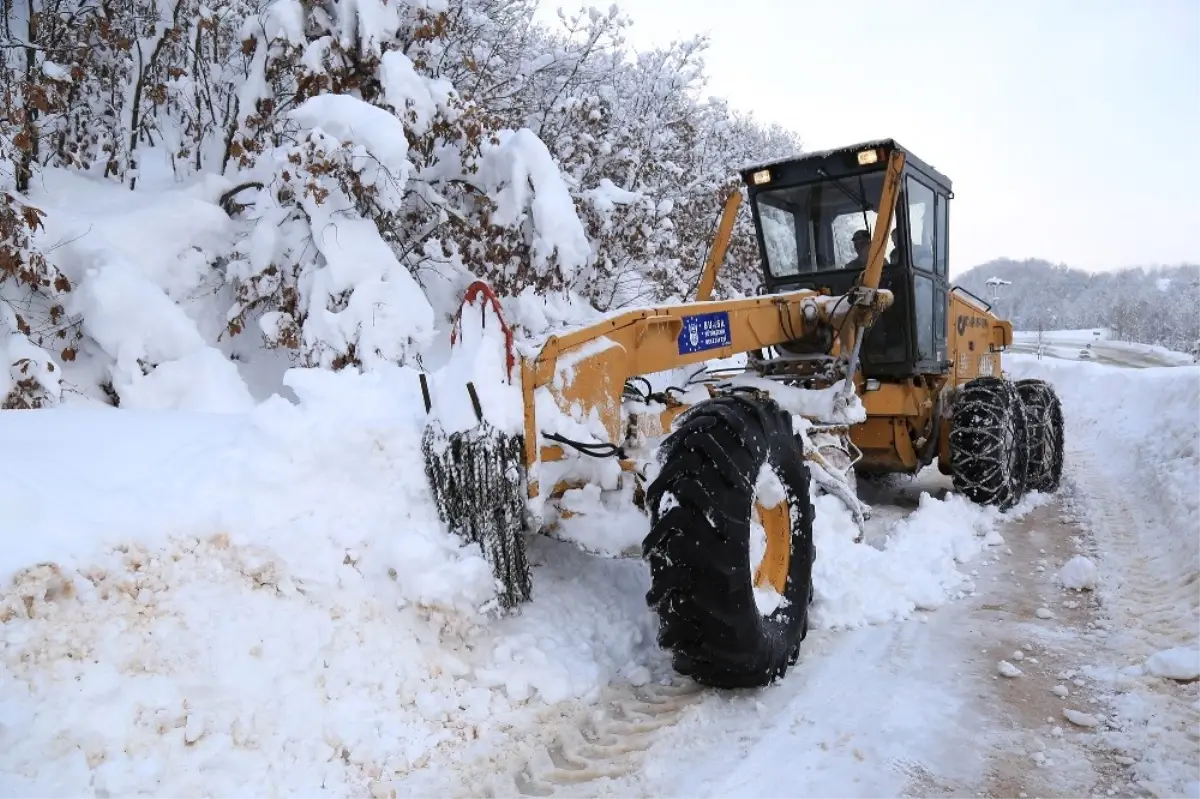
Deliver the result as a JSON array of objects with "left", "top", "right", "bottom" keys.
[{"left": 751, "top": 498, "right": 791, "bottom": 598}]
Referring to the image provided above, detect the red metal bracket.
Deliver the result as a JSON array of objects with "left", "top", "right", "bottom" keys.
[{"left": 450, "top": 280, "right": 516, "bottom": 384}]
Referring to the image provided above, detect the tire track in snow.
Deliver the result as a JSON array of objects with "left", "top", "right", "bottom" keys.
[
  {"left": 460, "top": 679, "right": 706, "bottom": 797},
  {"left": 1065, "top": 434, "right": 1200, "bottom": 793}
]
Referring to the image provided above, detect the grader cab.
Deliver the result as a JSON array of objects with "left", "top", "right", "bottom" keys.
[{"left": 421, "top": 139, "right": 1065, "bottom": 690}]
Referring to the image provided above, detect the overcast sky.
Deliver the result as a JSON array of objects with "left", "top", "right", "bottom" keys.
[{"left": 535, "top": 0, "right": 1200, "bottom": 275}]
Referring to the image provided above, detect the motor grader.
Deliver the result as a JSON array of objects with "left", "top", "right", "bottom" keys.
[{"left": 421, "top": 139, "right": 1065, "bottom": 689}]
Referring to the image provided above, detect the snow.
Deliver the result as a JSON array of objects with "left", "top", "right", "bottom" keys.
[
  {"left": 1059, "top": 555, "right": 1098, "bottom": 591},
  {"left": 379, "top": 50, "right": 445, "bottom": 136},
  {"left": 998, "top": 660, "right": 1023, "bottom": 678},
  {"left": 1013, "top": 329, "right": 1195, "bottom": 367},
  {"left": 808, "top": 487, "right": 1049, "bottom": 631},
  {"left": 0, "top": 339, "right": 1070, "bottom": 797},
  {"left": 289, "top": 95, "right": 411, "bottom": 186},
  {"left": 1008, "top": 354, "right": 1200, "bottom": 796},
  {"left": 1144, "top": 647, "right": 1200, "bottom": 682},
  {"left": 755, "top": 462, "right": 788, "bottom": 508},
  {"left": 2, "top": 332, "right": 62, "bottom": 405},
  {"left": 1, "top": 365, "right": 663, "bottom": 796},
  {"left": 478, "top": 128, "right": 592, "bottom": 280},
  {"left": 749, "top": 464, "right": 790, "bottom": 615},
  {"left": 41, "top": 60, "right": 72, "bottom": 81},
  {"left": 725, "top": 373, "right": 867, "bottom": 424},
  {"left": 1062, "top": 709, "right": 1100, "bottom": 728}
]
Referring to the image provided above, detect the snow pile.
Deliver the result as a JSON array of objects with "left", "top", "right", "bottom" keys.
[
  {"left": 1143, "top": 646, "right": 1200, "bottom": 682},
  {"left": 0, "top": 369, "right": 494, "bottom": 795},
  {"left": 1058, "top": 555, "right": 1098, "bottom": 591},
  {"left": 809, "top": 487, "right": 1048, "bottom": 630},
  {"left": 0, "top": 364, "right": 669, "bottom": 796}
]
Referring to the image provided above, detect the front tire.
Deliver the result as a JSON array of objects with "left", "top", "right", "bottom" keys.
[
  {"left": 1015, "top": 378, "right": 1064, "bottom": 492},
  {"left": 643, "top": 393, "right": 815, "bottom": 689},
  {"left": 949, "top": 376, "right": 1029, "bottom": 510}
]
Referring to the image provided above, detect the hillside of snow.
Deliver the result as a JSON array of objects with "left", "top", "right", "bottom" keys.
[{"left": 954, "top": 258, "right": 1199, "bottom": 355}]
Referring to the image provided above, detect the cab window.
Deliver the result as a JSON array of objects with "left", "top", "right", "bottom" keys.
[
  {"left": 935, "top": 192, "right": 948, "bottom": 275},
  {"left": 906, "top": 177, "right": 936, "bottom": 272},
  {"left": 755, "top": 170, "right": 891, "bottom": 277}
]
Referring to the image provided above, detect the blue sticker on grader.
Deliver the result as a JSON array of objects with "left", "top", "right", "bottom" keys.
[{"left": 678, "top": 311, "right": 732, "bottom": 354}]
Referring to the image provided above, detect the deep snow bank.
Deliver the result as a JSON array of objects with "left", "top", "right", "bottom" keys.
[
  {"left": 0, "top": 367, "right": 495, "bottom": 796},
  {"left": 0, "top": 366, "right": 666, "bottom": 796}
]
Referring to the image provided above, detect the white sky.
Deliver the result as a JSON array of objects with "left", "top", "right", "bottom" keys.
[{"left": 534, "top": 0, "right": 1200, "bottom": 275}]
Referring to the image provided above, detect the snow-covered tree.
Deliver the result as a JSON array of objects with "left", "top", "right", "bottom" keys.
[
  {"left": 2, "top": 0, "right": 807, "bottom": 404},
  {"left": 956, "top": 258, "right": 1200, "bottom": 354}
]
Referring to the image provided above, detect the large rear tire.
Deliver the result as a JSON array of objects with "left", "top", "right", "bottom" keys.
[
  {"left": 949, "top": 376, "right": 1029, "bottom": 511},
  {"left": 643, "top": 393, "right": 815, "bottom": 689},
  {"left": 1015, "top": 378, "right": 1064, "bottom": 493}
]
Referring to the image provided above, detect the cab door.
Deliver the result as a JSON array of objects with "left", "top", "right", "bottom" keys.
[{"left": 904, "top": 175, "right": 950, "bottom": 372}]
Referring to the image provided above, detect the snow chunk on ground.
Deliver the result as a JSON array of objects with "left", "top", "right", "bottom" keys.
[
  {"left": 998, "top": 660, "right": 1023, "bottom": 678},
  {"left": 1059, "top": 555, "right": 1098, "bottom": 590},
  {"left": 1144, "top": 646, "right": 1200, "bottom": 681},
  {"left": 1062, "top": 708, "right": 1100, "bottom": 728}
]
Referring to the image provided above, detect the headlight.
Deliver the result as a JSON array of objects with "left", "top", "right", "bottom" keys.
[{"left": 752, "top": 169, "right": 771, "bottom": 185}]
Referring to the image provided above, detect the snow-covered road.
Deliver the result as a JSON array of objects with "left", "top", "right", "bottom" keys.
[
  {"left": 1010, "top": 329, "right": 1196, "bottom": 370},
  {"left": 1, "top": 355, "right": 1196, "bottom": 798}
]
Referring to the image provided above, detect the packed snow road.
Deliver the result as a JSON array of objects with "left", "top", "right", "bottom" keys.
[{"left": 1, "top": 356, "right": 1196, "bottom": 798}]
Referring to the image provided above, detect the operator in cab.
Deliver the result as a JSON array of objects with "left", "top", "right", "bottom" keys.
[{"left": 845, "top": 228, "right": 892, "bottom": 270}]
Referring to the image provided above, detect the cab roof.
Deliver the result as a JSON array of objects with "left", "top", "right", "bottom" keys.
[{"left": 740, "top": 138, "right": 952, "bottom": 195}]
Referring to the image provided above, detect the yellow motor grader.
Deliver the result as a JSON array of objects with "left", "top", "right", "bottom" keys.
[{"left": 421, "top": 139, "right": 1064, "bottom": 689}]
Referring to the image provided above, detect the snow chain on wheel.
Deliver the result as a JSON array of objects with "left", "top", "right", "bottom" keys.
[
  {"left": 949, "top": 376, "right": 1030, "bottom": 511},
  {"left": 1015, "top": 378, "right": 1064, "bottom": 493},
  {"left": 643, "top": 392, "right": 815, "bottom": 689}
]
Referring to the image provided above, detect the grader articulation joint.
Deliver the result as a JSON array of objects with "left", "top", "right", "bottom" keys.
[{"left": 421, "top": 139, "right": 1065, "bottom": 689}]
